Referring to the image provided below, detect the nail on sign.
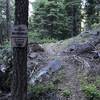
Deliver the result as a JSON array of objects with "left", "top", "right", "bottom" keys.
[{"left": 11, "top": 25, "right": 28, "bottom": 47}]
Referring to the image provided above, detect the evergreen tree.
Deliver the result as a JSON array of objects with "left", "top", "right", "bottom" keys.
[
  {"left": 85, "top": 0, "right": 100, "bottom": 29},
  {"left": 31, "top": 0, "right": 82, "bottom": 39},
  {"left": 32, "top": 0, "right": 67, "bottom": 39},
  {"left": 64, "top": 0, "right": 81, "bottom": 37},
  {"left": 0, "top": 0, "right": 6, "bottom": 44},
  {"left": 0, "top": 0, "right": 14, "bottom": 44},
  {"left": 95, "top": 0, "right": 100, "bottom": 24},
  {"left": 42, "top": 0, "right": 67, "bottom": 39}
]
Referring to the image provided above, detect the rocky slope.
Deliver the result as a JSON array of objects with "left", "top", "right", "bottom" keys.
[
  {"left": 29, "top": 30, "right": 100, "bottom": 100},
  {"left": 0, "top": 29, "right": 100, "bottom": 100}
]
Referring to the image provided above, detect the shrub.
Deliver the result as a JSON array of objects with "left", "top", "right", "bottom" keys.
[
  {"left": 28, "top": 32, "right": 57, "bottom": 43},
  {"left": 82, "top": 84, "right": 100, "bottom": 100},
  {"left": 62, "top": 89, "right": 71, "bottom": 98},
  {"left": 28, "top": 83, "right": 56, "bottom": 95}
]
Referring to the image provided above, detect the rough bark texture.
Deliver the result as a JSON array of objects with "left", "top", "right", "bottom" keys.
[
  {"left": 0, "top": 27, "right": 3, "bottom": 45},
  {"left": 11, "top": 0, "right": 29, "bottom": 100},
  {"left": 6, "top": 0, "right": 10, "bottom": 40}
]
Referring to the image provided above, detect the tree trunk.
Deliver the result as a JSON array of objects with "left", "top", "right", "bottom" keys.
[
  {"left": 0, "top": 25, "right": 3, "bottom": 45},
  {"left": 6, "top": 0, "right": 10, "bottom": 40},
  {"left": 11, "top": 0, "right": 29, "bottom": 100}
]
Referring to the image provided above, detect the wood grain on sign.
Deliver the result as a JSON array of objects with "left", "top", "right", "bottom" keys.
[{"left": 11, "top": 25, "right": 28, "bottom": 47}]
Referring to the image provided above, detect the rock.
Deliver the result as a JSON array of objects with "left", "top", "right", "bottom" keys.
[
  {"left": 28, "top": 42, "right": 44, "bottom": 52},
  {"left": 0, "top": 64, "right": 6, "bottom": 72},
  {"left": 28, "top": 53, "right": 37, "bottom": 59},
  {"left": 47, "top": 60, "right": 62, "bottom": 73},
  {"left": 80, "top": 30, "right": 93, "bottom": 37},
  {"left": 92, "top": 51, "right": 100, "bottom": 59},
  {"left": 29, "top": 59, "right": 62, "bottom": 85},
  {"left": 65, "top": 37, "right": 100, "bottom": 54}
]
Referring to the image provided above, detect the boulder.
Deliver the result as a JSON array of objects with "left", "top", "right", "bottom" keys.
[
  {"left": 28, "top": 42, "right": 44, "bottom": 52},
  {"left": 29, "top": 59, "right": 62, "bottom": 85}
]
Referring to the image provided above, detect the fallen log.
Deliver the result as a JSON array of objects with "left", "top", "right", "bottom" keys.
[{"left": 66, "top": 35, "right": 100, "bottom": 54}]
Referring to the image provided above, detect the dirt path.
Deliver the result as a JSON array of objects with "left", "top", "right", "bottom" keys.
[
  {"left": 61, "top": 56, "right": 85, "bottom": 100},
  {"left": 44, "top": 44, "right": 86, "bottom": 100},
  {"left": 43, "top": 43, "right": 86, "bottom": 100}
]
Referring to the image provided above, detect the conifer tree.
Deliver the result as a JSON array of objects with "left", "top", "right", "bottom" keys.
[
  {"left": 64, "top": 0, "right": 81, "bottom": 37},
  {"left": 33, "top": 0, "right": 67, "bottom": 39},
  {"left": 32, "top": 0, "right": 82, "bottom": 39},
  {"left": 85, "top": 0, "right": 100, "bottom": 29}
]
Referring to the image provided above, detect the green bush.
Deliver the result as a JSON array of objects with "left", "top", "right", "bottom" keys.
[
  {"left": 28, "top": 83, "right": 56, "bottom": 95},
  {"left": 82, "top": 84, "right": 100, "bottom": 100},
  {"left": 28, "top": 32, "right": 57, "bottom": 43},
  {"left": 28, "top": 32, "right": 41, "bottom": 43},
  {"left": 0, "top": 40, "right": 11, "bottom": 48},
  {"left": 62, "top": 90, "right": 71, "bottom": 98},
  {"left": 39, "top": 37, "right": 57, "bottom": 43},
  {"left": 95, "top": 76, "right": 100, "bottom": 90}
]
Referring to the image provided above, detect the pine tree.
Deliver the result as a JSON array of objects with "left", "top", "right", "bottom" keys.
[
  {"left": 85, "top": 0, "right": 99, "bottom": 29},
  {"left": 42, "top": 0, "right": 66, "bottom": 39},
  {"left": 32, "top": 0, "right": 68, "bottom": 39},
  {"left": 31, "top": 0, "right": 82, "bottom": 39},
  {"left": 0, "top": 0, "right": 6, "bottom": 44},
  {"left": 0, "top": 0, "right": 14, "bottom": 44},
  {"left": 64, "top": 0, "right": 81, "bottom": 37}
]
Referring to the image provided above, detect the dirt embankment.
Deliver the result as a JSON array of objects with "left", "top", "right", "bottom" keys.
[
  {"left": 40, "top": 30, "right": 100, "bottom": 100},
  {"left": 0, "top": 30, "right": 100, "bottom": 100}
]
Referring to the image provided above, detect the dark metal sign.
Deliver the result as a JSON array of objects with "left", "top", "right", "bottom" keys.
[{"left": 11, "top": 25, "right": 28, "bottom": 47}]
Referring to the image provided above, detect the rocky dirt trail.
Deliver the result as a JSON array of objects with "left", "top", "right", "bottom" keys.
[
  {"left": 41, "top": 44, "right": 86, "bottom": 100},
  {"left": 60, "top": 56, "right": 86, "bottom": 100},
  {"left": 42, "top": 31, "right": 100, "bottom": 100}
]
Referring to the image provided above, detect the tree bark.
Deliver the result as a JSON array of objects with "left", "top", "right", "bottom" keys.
[
  {"left": 11, "top": 0, "right": 29, "bottom": 100},
  {"left": 6, "top": 0, "right": 10, "bottom": 40},
  {"left": 0, "top": 25, "right": 3, "bottom": 45}
]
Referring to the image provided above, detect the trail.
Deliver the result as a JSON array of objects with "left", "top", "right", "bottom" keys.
[
  {"left": 60, "top": 56, "right": 85, "bottom": 100},
  {"left": 40, "top": 45, "right": 86, "bottom": 100},
  {"left": 43, "top": 43, "right": 86, "bottom": 100}
]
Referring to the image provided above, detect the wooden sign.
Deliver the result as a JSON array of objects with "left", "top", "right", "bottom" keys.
[{"left": 11, "top": 25, "right": 28, "bottom": 47}]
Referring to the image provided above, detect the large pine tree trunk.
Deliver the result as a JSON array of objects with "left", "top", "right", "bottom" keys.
[{"left": 11, "top": 0, "right": 29, "bottom": 100}]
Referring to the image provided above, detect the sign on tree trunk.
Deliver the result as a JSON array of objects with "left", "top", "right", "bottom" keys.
[
  {"left": 11, "top": 25, "right": 28, "bottom": 47},
  {"left": 11, "top": 0, "right": 29, "bottom": 100}
]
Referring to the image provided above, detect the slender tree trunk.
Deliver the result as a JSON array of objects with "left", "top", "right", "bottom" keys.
[
  {"left": 11, "top": 0, "right": 29, "bottom": 100},
  {"left": 72, "top": 5, "right": 75, "bottom": 37},
  {"left": 96, "top": 11, "right": 99, "bottom": 23},
  {"left": 0, "top": 26, "right": 3, "bottom": 45},
  {"left": 6, "top": 0, "right": 10, "bottom": 40},
  {"left": 72, "top": 5, "right": 81, "bottom": 36}
]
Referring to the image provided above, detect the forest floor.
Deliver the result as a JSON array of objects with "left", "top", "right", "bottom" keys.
[
  {"left": 41, "top": 31, "right": 100, "bottom": 100},
  {"left": 0, "top": 29, "right": 100, "bottom": 100}
]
